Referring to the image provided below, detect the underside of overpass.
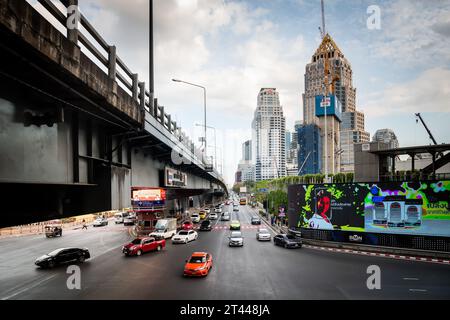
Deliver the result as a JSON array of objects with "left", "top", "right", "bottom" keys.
[{"left": 0, "top": 0, "right": 227, "bottom": 227}]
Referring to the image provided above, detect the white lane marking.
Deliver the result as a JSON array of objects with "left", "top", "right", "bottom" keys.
[
  {"left": 403, "top": 278, "right": 419, "bottom": 281},
  {"left": 409, "top": 289, "right": 427, "bottom": 292},
  {"left": 1, "top": 274, "right": 57, "bottom": 300}
]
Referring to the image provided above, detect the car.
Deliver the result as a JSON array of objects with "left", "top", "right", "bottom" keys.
[
  {"left": 233, "top": 205, "right": 239, "bottom": 211},
  {"left": 228, "top": 231, "right": 244, "bottom": 247},
  {"left": 35, "top": 247, "right": 90, "bottom": 268},
  {"left": 182, "top": 221, "right": 194, "bottom": 230},
  {"left": 172, "top": 230, "right": 198, "bottom": 244},
  {"left": 204, "top": 208, "right": 211, "bottom": 213},
  {"left": 221, "top": 213, "right": 230, "bottom": 221},
  {"left": 183, "top": 252, "right": 213, "bottom": 277},
  {"left": 256, "top": 228, "right": 271, "bottom": 241},
  {"left": 199, "top": 219, "right": 213, "bottom": 231},
  {"left": 209, "top": 212, "right": 218, "bottom": 220},
  {"left": 114, "top": 211, "right": 129, "bottom": 224},
  {"left": 199, "top": 211, "right": 207, "bottom": 219},
  {"left": 124, "top": 213, "right": 136, "bottom": 226},
  {"left": 122, "top": 237, "right": 165, "bottom": 256},
  {"left": 273, "top": 234, "right": 302, "bottom": 248},
  {"left": 191, "top": 213, "right": 201, "bottom": 223},
  {"left": 214, "top": 207, "right": 222, "bottom": 213},
  {"left": 93, "top": 217, "right": 108, "bottom": 227},
  {"left": 230, "top": 220, "right": 241, "bottom": 230},
  {"left": 45, "top": 225, "right": 62, "bottom": 238},
  {"left": 251, "top": 216, "right": 261, "bottom": 225}
]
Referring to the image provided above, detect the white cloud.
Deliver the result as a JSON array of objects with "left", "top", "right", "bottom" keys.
[{"left": 364, "top": 68, "right": 450, "bottom": 117}]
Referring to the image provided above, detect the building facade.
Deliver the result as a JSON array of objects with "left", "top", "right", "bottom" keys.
[
  {"left": 252, "top": 88, "right": 286, "bottom": 181},
  {"left": 297, "top": 124, "right": 322, "bottom": 175},
  {"left": 340, "top": 110, "right": 370, "bottom": 172},
  {"left": 372, "top": 129, "right": 399, "bottom": 149},
  {"left": 302, "top": 34, "right": 368, "bottom": 174},
  {"left": 242, "top": 140, "right": 252, "bottom": 162}
]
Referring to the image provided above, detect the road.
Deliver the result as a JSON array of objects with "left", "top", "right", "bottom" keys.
[{"left": 1, "top": 204, "right": 449, "bottom": 300}]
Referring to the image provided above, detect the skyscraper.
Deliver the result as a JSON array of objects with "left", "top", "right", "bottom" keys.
[
  {"left": 302, "top": 34, "right": 368, "bottom": 174},
  {"left": 252, "top": 88, "right": 286, "bottom": 181},
  {"left": 372, "top": 129, "right": 399, "bottom": 148},
  {"left": 242, "top": 140, "right": 252, "bottom": 161}
]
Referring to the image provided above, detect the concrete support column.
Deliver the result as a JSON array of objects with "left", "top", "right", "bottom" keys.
[
  {"left": 132, "top": 74, "right": 138, "bottom": 101},
  {"left": 108, "top": 46, "right": 117, "bottom": 80},
  {"left": 67, "top": 0, "right": 79, "bottom": 44},
  {"left": 138, "top": 82, "right": 146, "bottom": 111}
]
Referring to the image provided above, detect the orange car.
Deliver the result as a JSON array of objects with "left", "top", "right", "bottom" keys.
[{"left": 183, "top": 252, "right": 213, "bottom": 277}]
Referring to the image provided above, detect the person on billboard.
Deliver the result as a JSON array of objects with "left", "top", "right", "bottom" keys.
[{"left": 308, "top": 189, "right": 334, "bottom": 230}]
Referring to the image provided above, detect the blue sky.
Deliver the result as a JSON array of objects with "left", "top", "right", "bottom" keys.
[{"left": 31, "top": 0, "right": 450, "bottom": 185}]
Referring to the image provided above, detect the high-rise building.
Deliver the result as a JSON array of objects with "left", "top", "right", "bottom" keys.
[
  {"left": 372, "top": 129, "right": 399, "bottom": 148},
  {"left": 298, "top": 124, "right": 322, "bottom": 174},
  {"left": 242, "top": 140, "right": 252, "bottom": 161},
  {"left": 285, "top": 131, "right": 292, "bottom": 158},
  {"left": 302, "top": 33, "right": 368, "bottom": 174},
  {"left": 252, "top": 88, "right": 286, "bottom": 181},
  {"left": 340, "top": 110, "right": 370, "bottom": 172}
]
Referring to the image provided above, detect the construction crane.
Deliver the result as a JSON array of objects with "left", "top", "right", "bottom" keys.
[{"left": 415, "top": 113, "right": 438, "bottom": 145}]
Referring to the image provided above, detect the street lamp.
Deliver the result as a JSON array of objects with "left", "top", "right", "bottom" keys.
[
  {"left": 196, "top": 123, "right": 216, "bottom": 170},
  {"left": 172, "top": 79, "right": 207, "bottom": 161}
]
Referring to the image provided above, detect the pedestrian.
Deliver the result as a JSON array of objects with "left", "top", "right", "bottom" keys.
[{"left": 82, "top": 219, "right": 87, "bottom": 230}]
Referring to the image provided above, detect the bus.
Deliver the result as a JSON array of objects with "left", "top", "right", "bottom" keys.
[{"left": 239, "top": 197, "right": 247, "bottom": 205}]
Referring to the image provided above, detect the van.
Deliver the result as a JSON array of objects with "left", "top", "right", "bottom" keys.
[
  {"left": 114, "top": 212, "right": 129, "bottom": 224},
  {"left": 149, "top": 218, "right": 177, "bottom": 239}
]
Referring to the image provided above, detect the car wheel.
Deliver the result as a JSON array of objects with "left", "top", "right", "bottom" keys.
[
  {"left": 136, "top": 250, "right": 142, "bottom": 256},
  {"left": 78, "top": 255, "right": 85, "bottom": 263},
  {"left": 47, "top": 260, "right": 55, "bottom": 268},
  {"left": 157, "top": 245, "right": 162, "bottom": 251}
]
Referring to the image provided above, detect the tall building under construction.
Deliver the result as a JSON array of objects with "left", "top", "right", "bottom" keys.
[{"left": 301, "top": 33, "right": 369, "bottom": 174}]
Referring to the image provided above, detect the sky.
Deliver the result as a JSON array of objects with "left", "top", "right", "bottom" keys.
[{"left": 30, "top": 0, "right": 450, "bottom": 186}]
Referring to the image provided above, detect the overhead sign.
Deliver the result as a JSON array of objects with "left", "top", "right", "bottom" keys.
[
  {"left": 132, "top": 188, "right": 166, "bottom": 209},
  {"left": 165, "top": 167, "right": 187, "bottom": 187},
  {"left": 362, "top": 143, "right": 370, "bottom": 151}
]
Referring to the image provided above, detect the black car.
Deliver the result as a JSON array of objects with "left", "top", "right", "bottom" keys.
[
  {"left": 251, "top": 217, "right": 261, "bottom": 225},
  {"left": 273, "top": 234, "right": 302, "bottom": 248},
  {"left": 199, "top": 220, "right": 213, "bottom": 231},
  {"left": 35, "top": 247, "right": 91, "bottom": 268}
]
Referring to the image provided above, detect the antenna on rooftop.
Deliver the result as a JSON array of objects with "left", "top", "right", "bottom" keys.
[{"left": 319, "top": 0, "right": 326, "bottom": 38}]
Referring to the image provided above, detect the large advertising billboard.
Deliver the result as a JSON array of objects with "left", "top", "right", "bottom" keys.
[
  {"left": 132, "top": 188, "right": 166, "bottom": 210},
  {"left": 288, "top": 180, "right": 450, "bottom": 237}
]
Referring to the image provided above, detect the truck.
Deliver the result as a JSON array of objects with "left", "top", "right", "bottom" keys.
[
  {"left": 149, "top": 218, "right": 177, "bottom": 239},
  {"left": 122, "top": 237, "right": 166, "bottom": 256}
]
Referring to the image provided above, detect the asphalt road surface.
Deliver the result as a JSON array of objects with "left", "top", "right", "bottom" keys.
[{"left": 1, "top": 204, "right": 449, "bottom": 300}]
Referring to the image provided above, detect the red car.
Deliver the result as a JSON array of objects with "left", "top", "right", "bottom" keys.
[
  {"left": 122, "top": 237, "right": 165, "bottom": 256},
  {"left": 182, "top": 221, "right": 194, "bottom": 230},
  {"left": 184, "top": 252, "right": 213, "bottom": 277}
]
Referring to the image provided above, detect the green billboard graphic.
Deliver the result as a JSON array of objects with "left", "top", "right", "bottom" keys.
[{"left": 289, "top": 180, "right": 450, "bottom": 237}]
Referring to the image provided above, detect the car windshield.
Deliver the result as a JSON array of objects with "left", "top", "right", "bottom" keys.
[
  {"left": 47, "top": 248, "right": 65, "bottom": 256},
  {"left": 231, "top": 220, "right": 239, "bottom": 224},
  {"left": 230, "top": 232, "right": 242, "bottom": 238},
  {"left": 286, "top": 235, "right": 296, "bottom": 240},
  {"left": 131, "top": 239, "right": 142, "bottom": 245},
  {"left": 189, "top": 256, "right": 206, "bottom": 264},
  {"left": 252, "top": 217, "right": 259, "bottom": 221},
  {"left": 192, "top": 214, "right": 199, "bottom": 217},
  {"left": 183, "top": 222, "right": 191, "bottom": 225},
  {"left": 259, "top": 229, "right": 269, "bottom": 233},
  {"left": 178, "top": 231, "right": 189, "bottom": 235}
]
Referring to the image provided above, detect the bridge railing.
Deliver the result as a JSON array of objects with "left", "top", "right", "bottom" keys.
[{"left": 32, "top": 0, "right": 223, "bottom": 182}]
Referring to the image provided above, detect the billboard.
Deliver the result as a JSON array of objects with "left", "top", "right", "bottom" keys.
[
  {"left": 315, "top": 95, "right": 342, "bottom": 122},
  {"left": 165, "top": 167, "right": 187, "bottom": 187},
  {"left": 240, "top": 186, "right": 247, "bottom": 193},
  {"left": 288, "top": 180, "right": 450, "bottom": 237},
  {"left": 132, "top": 188, "right": 166, "bottom": 210}
]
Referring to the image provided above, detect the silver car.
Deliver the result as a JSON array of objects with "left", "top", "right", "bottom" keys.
[
  {"left": 229, "top": 231, "right": 244, "bottom": 247},
  {"left": 256, "top": 228, "right": 271, "bottom": 241}
]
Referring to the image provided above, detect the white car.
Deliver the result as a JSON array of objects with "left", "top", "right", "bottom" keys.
[
  {"left": 172, "top": 230, "right": 198, "bottom": 244},
  {"left": 191, "top": 213, "right": 200, "bottom": 223},
  {"left": 93, "top": 218, "right": 108, "bottom": 227},
  {"left": 209, "top": 212, "right": 218, "bottom": 220},
  {"left": 204, "top": 208, "right": 211, "bottom": 213},
  {"left": 256, "top": 228, "right": 271, "bottom": 241},
  {"left": 214, "top": 207, "right": 222, "bottom": 213}
]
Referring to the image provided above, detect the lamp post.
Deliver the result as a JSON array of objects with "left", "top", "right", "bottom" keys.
[
  {"left": 196, "top": 123, "right": 216, "bottom": 170},
  {"left": 172, "top": 79, "right": 207, "bottom": 161}
]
